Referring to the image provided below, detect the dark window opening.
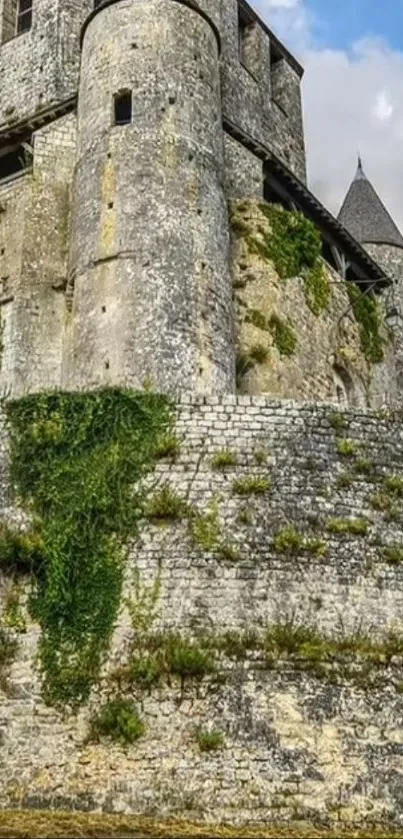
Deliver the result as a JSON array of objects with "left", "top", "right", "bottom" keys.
[
  {"left": 16, "top": 0, "right": 32, "bottom": 35},
  {"left": 270, "top": 41, "right": 283, "bottom": 71},
  {"left": 0, "top": 138, "right": 32, "bottom": 183},
  {"left": 263, "top": 178, "right": 294, "bottom": 211},
  {"left": 113, "top": 91, "right": 132, "bottom": 126},
  {"left": 321, "top": 239, "right": 339, "bottom": 274}
]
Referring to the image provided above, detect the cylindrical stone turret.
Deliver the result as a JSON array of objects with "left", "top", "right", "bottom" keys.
[{"left": 64, "top": 0, "right": 235, "bottom": 394}]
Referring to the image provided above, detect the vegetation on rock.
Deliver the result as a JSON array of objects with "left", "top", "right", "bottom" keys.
[{"left": 4, "top": 388, "right": 174, "bottom": 706}]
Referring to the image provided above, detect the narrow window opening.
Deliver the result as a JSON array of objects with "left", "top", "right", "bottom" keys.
[
  {"left": 16, "top": 0, "right": 32, "bottom": 34},
  {"left": 0, "top": 137, "right": 32, "bottom": 184},
  {"left": 113, "top": 91, "right": 132, "bottom": 126}
]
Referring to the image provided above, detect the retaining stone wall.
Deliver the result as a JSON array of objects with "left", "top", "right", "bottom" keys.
[{"left": 1, "top": 396, "right": 403, "bottom": 828}]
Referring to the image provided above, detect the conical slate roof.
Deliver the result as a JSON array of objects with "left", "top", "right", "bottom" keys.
[{"left": 338, "top": 158, "right": 403, "bottom": 248}]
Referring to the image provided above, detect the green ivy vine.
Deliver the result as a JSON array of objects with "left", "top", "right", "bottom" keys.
[
  {"left": 346, "top": 283, "right": 388, "bottom": 364},
  {"left": 4, "top": 388, "right": 174, "bottom": 707},
  {"left": 231, "top": 202, "right": 331, "bottom": 317}
]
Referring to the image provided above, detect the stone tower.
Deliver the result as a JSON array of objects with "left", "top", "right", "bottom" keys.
[
  {"left": 339, "top": 158, "right": 403, "bottom": 391},
  {"left": 64, "top": 0, "right": 236, "bottom": 395}
]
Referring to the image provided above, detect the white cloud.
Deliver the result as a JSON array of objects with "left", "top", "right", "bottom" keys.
[
  {"left": 372, "top": 90, "right": 394, "bottom": 122},
  {"left": 264, "top": 0, "right": 300, "bottom": 7},
  {"left": 252, "top": 1, "right": 403, "bottom": 232}
]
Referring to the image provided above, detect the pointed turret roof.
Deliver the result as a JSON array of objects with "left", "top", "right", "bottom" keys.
[{"left": 338, "top": 157, "right": 403, "bottom": 248}]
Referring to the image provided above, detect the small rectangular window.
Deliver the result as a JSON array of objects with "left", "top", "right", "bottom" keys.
[
  {"left": 113, "top": 91, "right": 132, "bottom": 126},
  {"left": 16, "top": 0, "right": 32, "bottom": 35}
]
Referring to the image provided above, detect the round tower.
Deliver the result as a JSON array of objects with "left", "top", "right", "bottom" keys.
[
  {"left": 339, "top": 157, "right": 403, "bottom": 400},
  {"left": 64, "top": 0, "right": 235, "bottom": 394}
]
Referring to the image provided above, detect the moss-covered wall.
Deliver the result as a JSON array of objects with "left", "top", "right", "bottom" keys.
[{"left": 231, "top": 201, "right": 396, "bottom": 408}]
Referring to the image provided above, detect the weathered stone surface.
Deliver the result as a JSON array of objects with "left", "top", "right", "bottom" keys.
[
  {"left": 232, "top": 202, "right": 397, "bottom": 408},
  {"left": 0, "top": 396, "right": 403, "bottom": 827}
]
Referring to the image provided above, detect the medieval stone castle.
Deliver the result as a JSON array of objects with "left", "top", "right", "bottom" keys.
[
  {"left": 4, "top": 3, "right": 403, "bottom": 828},
  {"left": 1, "top": 0, "right": 403, "bottom": 405}
]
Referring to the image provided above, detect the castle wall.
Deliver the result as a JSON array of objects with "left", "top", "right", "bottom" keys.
[
  {"left": 223, "top": 134, "right": 264, "bottom": 199},
  {"left": 0, "top": 113, "right": 76, "bottom": 396},
  {"left": 220, "top": 0, "right": 306, "bottom": 182},
  {"left": 231, "top": 201, "right": 395, "bottom": 408},
  {"left": 0, "top": 0, "right": 91, "bottom": 128},
  {"left": 2, "top": 396, "right": 403, "bottom": 827},
  {"left": 65, "top": 0, "right": 235, "bottom": 394}
]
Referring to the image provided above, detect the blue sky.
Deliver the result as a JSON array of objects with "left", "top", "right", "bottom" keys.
[
  {"left": 253, "top": 0, "right": 403, "bottom": 229},
  {"left": 307, "top": 0, "right": 403, "bottom": 52}
]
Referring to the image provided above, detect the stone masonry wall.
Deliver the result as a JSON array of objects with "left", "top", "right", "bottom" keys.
[
  {"left": 231, "top": 201, "right": 397, "bottom": 408},
  {"left": 0, "top": 113, "right": 76, "bottom": 397},
  {"left": 220, "top": 0, "right": 306, "bottom": 182},
  {"left": 0, "top": 0, "right": 91, "bottom": 129},
  {"left": 2, "top": 396, "right": 403, "bottom": 828}
]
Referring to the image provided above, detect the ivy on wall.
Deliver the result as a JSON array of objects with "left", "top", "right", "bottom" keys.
[
  {"left": 346, "top": 283, "right": 388, "bottom": 364},
  {"left": 4, "top": 388, "right": 174, "bottom": 707},
  {"left": 231, "top": 201, "right": 331, "bottom": 317}
]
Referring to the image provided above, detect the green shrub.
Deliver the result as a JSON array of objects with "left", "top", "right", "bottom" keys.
[
  {"left": 370, "top": 493, "right": 392, "bottom": 512},
  {"left": 354, "top": 458, "right": 375, "bottom": 476},
  {"left": 268, "top": 314, "right": 298, "bottom": 357},
  {"left": 154, "top": 434, "right": 181, "bottom": 459},
  {"left": 196, "top": 728, "right": 225, "bottom": 752},
  {"left": 337, "top": 439, "right": 359, "bottom": 457},
  {"left": 88, "top": 698, "right": 145, "bottom": 745},
  {"left": 382, "top": 546, "right": 403, "bottom": 566},
  {"left": 327, "top": 518, "right": 368, "bottom": 536},
  {"left": 244, "top": 308, "right": 269, "bottom": 331},
  {"left": 211, "top": 450, "right": 238, "bottom": 470},
  {"left": 166, "top": 638, "right": 215, "bottom": 681},
  {"left": 5, "top": 388, "right": 174, "bottom": 706},
  {"left": 237, "top": 507, "right": 253, "bottom": 526},
  {"left": 218, "top": 542, "right": 240, "bottom": 562},
  {"left": 273, "top": 526, "right": 303, "bottom": 555},
  {"left": 145, "top": 487, "right": 187, "bottom": 521},
  {"left": 128, "top": 654, "right": 162, "bottom": 688},
  {"left": 3, "top": 588, "right": 26, "bottom": 633},
  {"left": 0, "top": 524, "right": 44, "bottom": 575},
  {"left": 258, "top": 204, "right": 323, "bottom": 280},
  {"left": 274, "top": 527, "right": 327, "bottom": 558},
  {"left": 329, "top": 412, "right": 347, "bottom": 432},
  {"left": 190, "top": 502, "right": 221, "bottom": 551},
  {"left": 384, "top": 475, "right": 403, "bottom": 498},
  {"left": 233, "top": 476, "right": 271, "bottom": 495},
  {"left": 236, "top": 353, "right": 255, "bottom": 384},
  {"left": 248, "top": 344, "right": 269, "bottom": 365},
  {"left": 304, "top": 261, "right": 331, "bottom": 316},
  {"left": 347, "top": 283, "right": 388, "bottom": 364},
  {"left": 265, "top": 622, "right": 324, "bottom": 657}
]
